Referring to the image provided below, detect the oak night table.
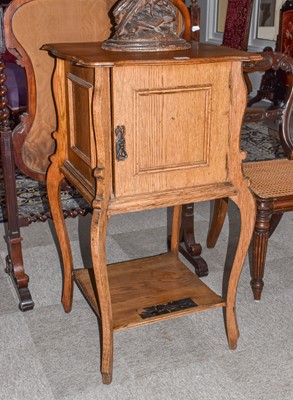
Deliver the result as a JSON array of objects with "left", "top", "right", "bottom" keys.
[{"left": 43, "top": 41, "right": 259, "bottom": 384}]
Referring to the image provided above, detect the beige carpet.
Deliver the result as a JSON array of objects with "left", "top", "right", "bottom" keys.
[{"left": 0, "top": 199, "right": 292, "bottom": 399}]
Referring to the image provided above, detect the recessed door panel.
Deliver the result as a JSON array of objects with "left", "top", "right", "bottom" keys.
[{"left": 135, "top": 85, "right": 210, "bottom": 174}]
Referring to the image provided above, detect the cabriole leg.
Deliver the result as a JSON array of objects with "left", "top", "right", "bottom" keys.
[
  {"left": 47, "top": 158, "right": 74, "bottom": 312},
  {"left": 90, "top": 208, "right": 113, "bottom": 384},
  {"left": 225, "top": 188, "right": 255, "bottom": 350}
]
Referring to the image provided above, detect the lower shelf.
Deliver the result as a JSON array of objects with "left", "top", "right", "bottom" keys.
[{"left": 74, "top": 252, "right": 225, "bottom": 332}]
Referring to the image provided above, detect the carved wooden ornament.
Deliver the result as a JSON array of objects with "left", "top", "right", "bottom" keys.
[{"left": 102, "top": 0, "right": 191, "bottom": 51}]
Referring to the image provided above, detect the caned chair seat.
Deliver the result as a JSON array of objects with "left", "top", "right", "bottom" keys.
[{"left": 243, "top": 159, "right": 293, "bottom": 198}]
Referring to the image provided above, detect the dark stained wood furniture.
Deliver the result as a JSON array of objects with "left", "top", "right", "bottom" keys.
[
  {"left": 207, "top": 52, "right": 293, "bottom": 301},
  {"left": 245, "top": 50, "right": 293, "bottom": 159},
  {"left": 0, "top": 0, "right": 116, "bottom": 310},
  {"left": 246, "top": 1, "right": 293, "bottom": 119},
  {"left": 44, "top": 40, "right": 258, "bottom": 383},
  {"left": 277, "top": 0, "right": 293, "bottom": 56}
]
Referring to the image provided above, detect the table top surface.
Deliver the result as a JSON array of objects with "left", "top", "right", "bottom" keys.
[{"left": 42, "top": 41, "right": 261, "bottom": 67}]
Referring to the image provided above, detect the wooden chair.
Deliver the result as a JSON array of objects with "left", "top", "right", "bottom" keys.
[
  {"left": 207, "top": 51, "right": 293, "bottom": 300},
  {"left": 178, "top": 0, "right": 254, "bottom": 276},
  {"left": 0, "top": 0, "right": 116, "bottom": 310}
]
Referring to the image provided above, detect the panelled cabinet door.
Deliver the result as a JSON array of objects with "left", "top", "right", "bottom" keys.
[{"left": 111, "top": 62, "right": 233, "bottom": 198}]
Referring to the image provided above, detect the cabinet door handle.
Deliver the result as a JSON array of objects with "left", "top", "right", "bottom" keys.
[{"left": 115, "top": 125, "right": 128, "bottom": 161}]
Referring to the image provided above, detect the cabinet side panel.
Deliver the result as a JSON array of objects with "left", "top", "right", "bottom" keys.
[{"left": 65, "top": 65, "right": 95, "bottom": 186}]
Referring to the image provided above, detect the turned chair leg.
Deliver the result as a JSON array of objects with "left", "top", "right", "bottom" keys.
[{"left": 250, "top": 199, "right": 273, "bottom": 300}]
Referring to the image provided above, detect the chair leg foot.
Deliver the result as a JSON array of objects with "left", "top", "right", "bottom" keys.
[
  {"left": 250, "top": 279, "right": 264, "bottom": 301},
  {"left": 5, "top": 255, "right": 34, "bottom": 311},
  {"left": 17, "top": 288, "right": 35, "bottom": 311}
]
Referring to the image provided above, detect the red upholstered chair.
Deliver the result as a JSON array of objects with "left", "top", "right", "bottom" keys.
[{"left": 222, "top": 0, "right": 254, "bottom": 50}]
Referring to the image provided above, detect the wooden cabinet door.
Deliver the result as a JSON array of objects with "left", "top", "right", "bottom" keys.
[{"left": 112, "top": 62, "right": 233, "bottom": 198}]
